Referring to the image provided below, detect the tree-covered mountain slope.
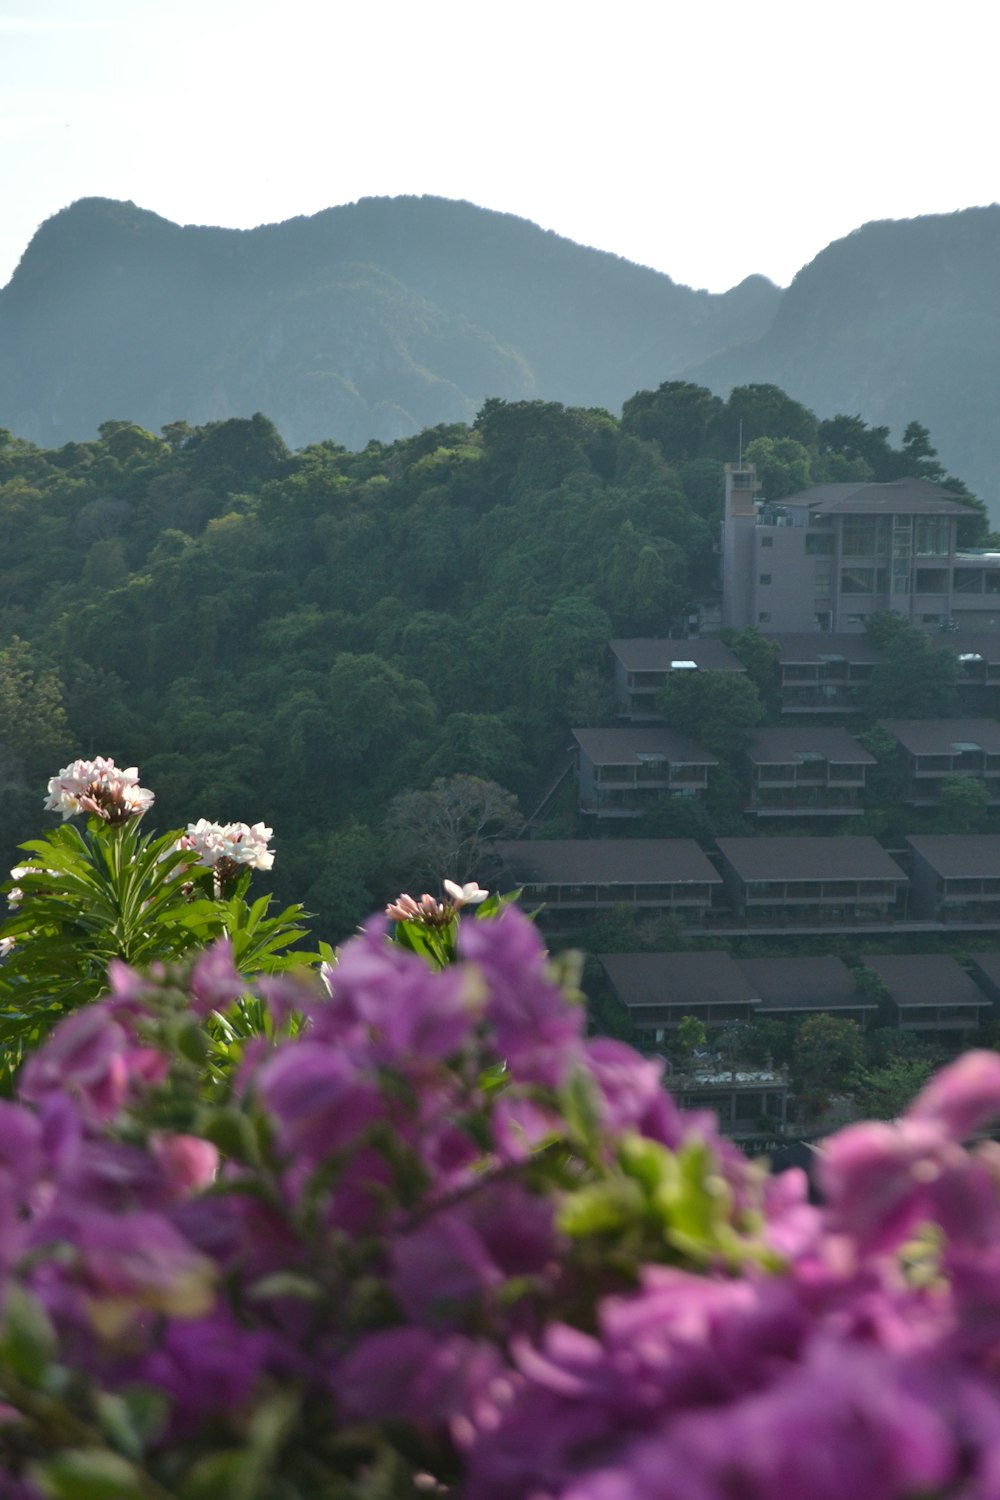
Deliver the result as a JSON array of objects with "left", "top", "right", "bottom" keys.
[
  {"left": 686, "top": 206, "right": 1000, "bottom": 516},
  {"left": 0, "top": 386, "right": 980, "bottom": 941},
  {"left": 0, "top": 195, "right": 778, "bottom": 452}
]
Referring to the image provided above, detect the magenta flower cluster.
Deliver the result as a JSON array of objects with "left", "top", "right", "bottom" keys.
[{"left": 5, "top": 908, "right": 1000, "bottom": 1497}]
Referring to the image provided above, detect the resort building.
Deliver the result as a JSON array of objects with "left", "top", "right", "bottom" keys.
[
  {"left": 721, "top": 466, "right": 996, "bottom": 634},
  {"left": 878, "top": 718, "right": 1000, "bottom": 807},
  {"left": 715, "top": 836, "right": 908, "bottom": 928},
  {"left": 609, "top": 638, "right": 744, "bottom": 720},
  {"left": 743, "top": 726, "right": 874, "bottom": 817},
  {"left": 493, "top": 839, "right": 722, "bottom": 930},
  {"left": 573, "top": 727, "right": 717, "bottom": 820}
]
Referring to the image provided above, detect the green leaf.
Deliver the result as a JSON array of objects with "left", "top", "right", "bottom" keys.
[
  {"left": 94, "top": 1386, "right": 168, "bottom": 1459},
  {"left": 31, "top": 1448, "right": 147, "bottom": 1500},
  {"left": 558, "top": 1178, "right": 644, "bottom": 1237},
  {"left": 179, "top": 1449, "right": 259, "bottom": 1500},
  {"left": 0, "top": 1283, "right": 57, "bottom": 1385}
]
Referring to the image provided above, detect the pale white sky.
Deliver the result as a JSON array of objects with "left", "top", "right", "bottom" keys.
[{"left": 2, "top": 0, "right": 997, "bottom": 294}]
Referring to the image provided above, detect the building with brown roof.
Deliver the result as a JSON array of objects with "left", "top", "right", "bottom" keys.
[
  {"left": 736, "top": 955, "right": 876, "bottom": 1027},
  {"left": 609, "top": 638, "right": 745, "bottom": 721},
  {"left": 862, "top": 954, "right": 992, "bottom": 1034},
  {"left": 722, "top": 468, "right": 993, "bottom": 635},
  {"left": 573, "top": 727, "right": 717, "bottom": 820},
  {"left": 743, "top": 727, "right": 874, "bottom": 817},
  {"left": 598, "top": 951, "right": 760, "bottom": 1039},
  {"left": 767, "top": 633, "right": 881, "bottom": 714},
  {"left": 906, "top": 835, "right": 1000, "bottom": 925},
  {"left": 878, "top": 718, "right": 1000, "bottom": 806},
  {"left": 715, "top": 836, "right": 908, "bottom": 927},
  {"left": 493, "top": 839, "right": 722, "bottom": 930}
]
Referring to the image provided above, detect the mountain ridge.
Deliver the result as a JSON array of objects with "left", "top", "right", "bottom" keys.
[{"left": 2, "top": 195, "right": 998, "bottom": 514}]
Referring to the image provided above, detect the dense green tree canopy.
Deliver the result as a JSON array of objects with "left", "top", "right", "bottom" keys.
[{"left": 0, "top": 388, "right": 985, "bottom": 942}]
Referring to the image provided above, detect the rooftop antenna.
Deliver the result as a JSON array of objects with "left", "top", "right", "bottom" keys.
[{"left": 738, "top": 419, "right": 743, "bottom": 467}]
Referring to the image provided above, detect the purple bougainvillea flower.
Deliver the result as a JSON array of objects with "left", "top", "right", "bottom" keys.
[
  {"left": 460, "top": 907, "right": 584, "bottom": 1088},
  {"left": 336, "top": 1325, "right": 508, "bottom": 1437},
  {"left": 142, "top": 1307, "right": 273, "bottom": 1429},
  {"left": 188, "top": 938, "right": 246, "bottom": 1017},
  {"left": 906, "top": 1049, "right": 1000, "bottom": 1142}
]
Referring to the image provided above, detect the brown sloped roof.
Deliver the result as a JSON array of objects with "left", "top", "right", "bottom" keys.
[
  {"left": 879, "top": 718, "right": 1000, "bottom": 756},
  {"left": 609, "top": 639, "right": 745, "bottom": 673},
  {"left": 494, "top": 839, "right": 722, "bottom": 886},
  {"left": 716, "top": 836, "right": 906, "bottom": 883},
  {"left": 765, "top": 633, "right": 882, "bottom": 666},
  {"left": 599, "top": 951, "right": 759, "bottom": 1010},
  {"left": 745, "top": 727, "right": 875, "bottom": 766},
  {"left": 736, "top": 955, "right": 875, "bottom": 1013},
  {"left": 906, "top": 835, "right": 1000, "bottom": 879},
  {"left": 781, "top": 478, "right": 973, "bottom": 516},
  {"left": 573, "top": 727, "right": 717, "bottom": 767},
  {"left": 864, "top": 954, "right": 991, "bottom": 1011}
]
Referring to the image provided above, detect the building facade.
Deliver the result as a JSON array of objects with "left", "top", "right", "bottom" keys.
[
  {"left": 743, "top": 727, "right": 874, "bottom": 817},
  {"left": 573, "top": 727, "right": 717, "bottom": 820},
  {"left": 721, "top": 468, "right": 997, "bottom": 634}
]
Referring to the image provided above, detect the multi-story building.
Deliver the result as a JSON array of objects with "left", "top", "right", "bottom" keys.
[
  {"left": 743, "top": 726, "right": 874, "bottom": 817},
  {"left": 769, "top": 633, "right": 881, "bottom": 713},
  {"left": 609, "top": 638, "right": 745, "bottom": 721},
  {"left": 598, "top": 951, "right": 761, "bottom": 1038},
  {"left": 573, "top": 727, "right": 717, "bottom": 820},
  {"left": 738, "top": 955, "right": 877, "bottom": 1029},
  {"left": 862, "top": 954, "right": 992, "bottom": 1034},
  {"left": 722, "top": 466, "right": 996, "bottom": 634},
  {"left": 878, "top": 718, "right": 1000, "bottom": 807},
  {"left": 907, "top": 835, "right": 1000, "bottom": 925},
  {"left": 600, "top": 951, "right": 874, "bottom": 1036},
  {"left": 715, "top": 836, "right": 908, "bottom": 927},
  {"left": 493, "top": 839, "right": 722, "bottom": 930}
]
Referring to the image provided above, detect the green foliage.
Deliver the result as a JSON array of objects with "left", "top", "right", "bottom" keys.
[
  {"left": 741, "top": 436, "right": 812, "bottom": 500},
  {"left": 676, "top": 1015, "right": 707, "bottom": 1056},
  {"left": 862, "top": 618, "right": 958, "bottom": 718},
  {"left": 850, "top": 1055, "right": 935, "bottom": 1119},
  {"left": 383, "top": 775, "right": 522, "bottom": 888},
  {"left": 0, "top": 385, "right": 983, "bottom": 944},
  {"left": 0, "top": 814, "right": 311, "bottom": 1088},
  {"left": 657, "top": 670, "right": 764, "bottom": 757},
  {"left": 936, "top": 775, "right": 991, "bottom": 833},
  {"left": 792, "top": 1013, "right": 864, "bottom": 1092}
]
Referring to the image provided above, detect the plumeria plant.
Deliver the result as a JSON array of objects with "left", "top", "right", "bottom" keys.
[
  {"left": 0, "top": 758, "right": 312, "bottom": 1087},
  {"left": 385, "top": 877, "right": 516, "bottom": 968},
  {"left": 1, "top": 905, "right": 1000, "bottom": 1496}
]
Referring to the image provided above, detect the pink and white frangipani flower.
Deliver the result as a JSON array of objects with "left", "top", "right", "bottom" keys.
[
  {"left": 184, "top": 820, "right": 275, "bottom": 872},
  {"left": 44, "top": 757, "right": 154, "bottom": 824},
  {"left": 443, "top": 880, "right": 489, "bottom": 908}
]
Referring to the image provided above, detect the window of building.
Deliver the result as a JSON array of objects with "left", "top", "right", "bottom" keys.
[
  {"left": 841, "top": 567, "right": 874, "bottom": 594},
  {"left": 758, "top": 611, "right": 771, "bottom": 623},
  {"left": 922, "top": 614, "right": 942, "bottom": 625},
  {"left": 955, "top": 570, "right": 984, "bottom": 593},
  {"left": 915, "top": 568, "right": 948, "bottom": 593},
  {"left": 759, "top": 573, "right": 772, "bottom": 585},
  {"left": 760, "top": 535, "right": 774, "bottom": 548},
  {"left": 806, "top": 532, "right": 835, "bottom": 555},
  {"left": 915, "top": 517, "right": 952, "bottom": 556},
  {"left": 842, "top": 518, "right": 879, "bottom": 556},
  {"left": 815, "top": 611, "right": 832, "bottom": 630}
]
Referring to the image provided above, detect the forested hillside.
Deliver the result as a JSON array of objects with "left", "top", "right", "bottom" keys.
[
  {"left": 686, "top": 205, "right": 1000, "bottom": 516},
  {"left": 0, "top": 196, "right": 778, "bottom": 452},
  {"left": 5, "top": 196, "right": 1000, "bottom": 518},
  {"left": 0, "top": 381, "right": 980, "bottom": 942}
]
